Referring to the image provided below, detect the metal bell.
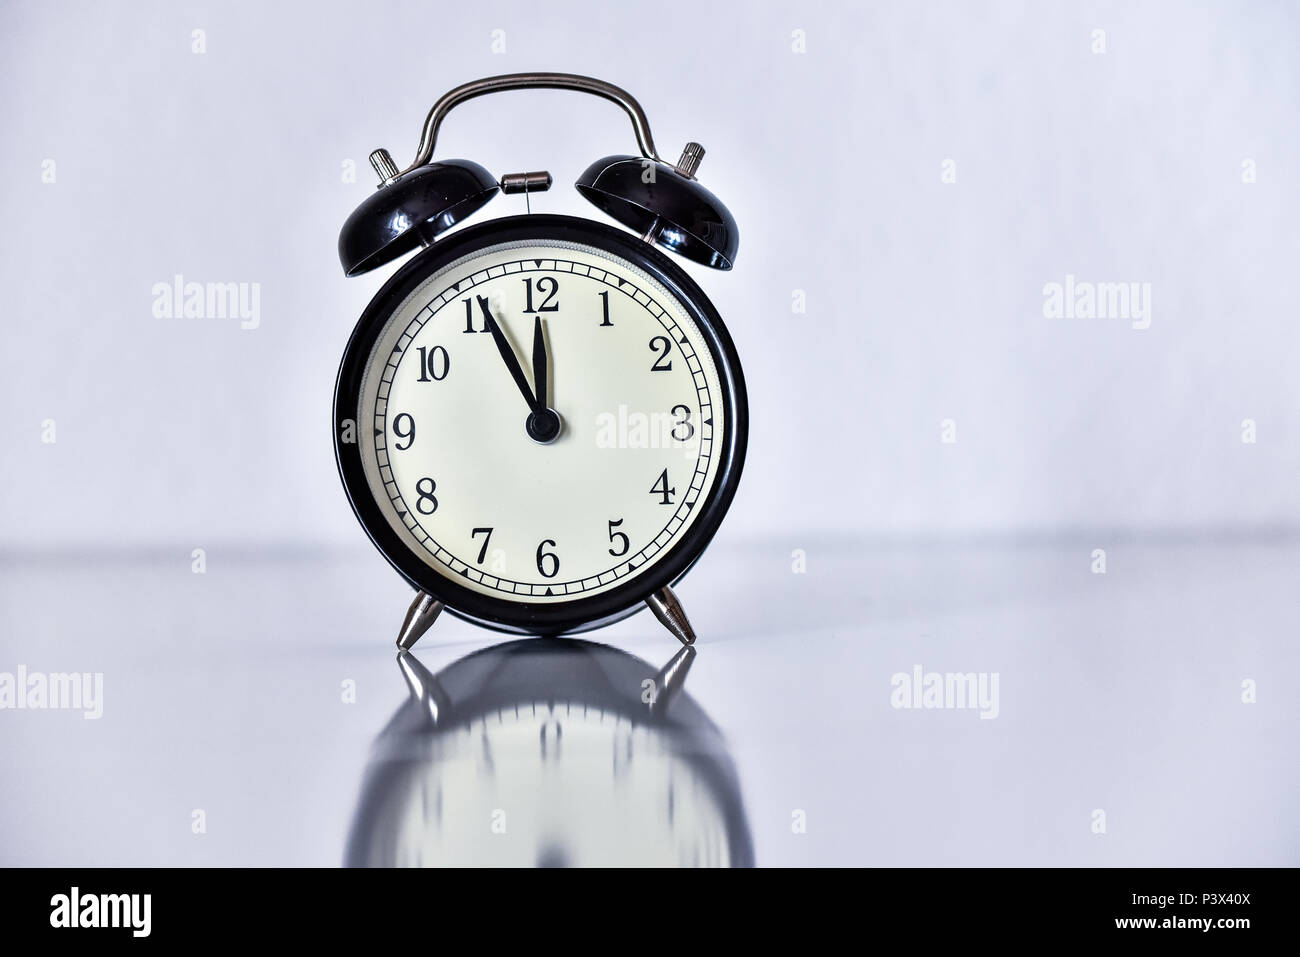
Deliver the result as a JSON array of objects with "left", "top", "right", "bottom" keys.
[
  {"left": 338, "top": 155, "right": 498, "bottom": 276},
  {"left": 575, "top": 143, "right": 738, "bottom": 270}
]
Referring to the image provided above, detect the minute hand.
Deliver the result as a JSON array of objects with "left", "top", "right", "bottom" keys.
[
  {"left": 531, "top": 316, "right": 548, "bottom": 411},
  {"left": 478, "top": 297, "right": 538, "bottom": 411}
]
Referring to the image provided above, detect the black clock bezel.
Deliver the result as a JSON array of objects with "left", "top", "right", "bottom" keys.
[{"left": 334, "top": 214, "right": 748, "bottom": 635}]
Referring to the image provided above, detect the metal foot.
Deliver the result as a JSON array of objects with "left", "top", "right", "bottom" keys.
[
  {"left": 396, "top": 591, "right": 444, "bottom": 650},
  {"left": 645, "top": 585, "right": 696, "bottom": 646}
]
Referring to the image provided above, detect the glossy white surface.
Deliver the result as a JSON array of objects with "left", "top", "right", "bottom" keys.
[{"left": 1, "top": 536, "right": 1294, "bottom": 866}]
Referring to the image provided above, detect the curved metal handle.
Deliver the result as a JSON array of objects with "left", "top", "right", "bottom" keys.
[{"left": 396, "top": 72, "right": 662, "bottom": 176}]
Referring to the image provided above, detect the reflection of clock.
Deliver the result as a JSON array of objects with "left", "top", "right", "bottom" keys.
[{"left": 346, "top": 640, "right": 753, "bottom": 867}]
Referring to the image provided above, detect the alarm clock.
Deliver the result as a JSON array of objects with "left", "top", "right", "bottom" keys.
[
  {"left": 335, "top": 73, "right": 747, "bottom": 648},
  {"left": 345, "top": 642, "right": 755, "bottom": 867}
]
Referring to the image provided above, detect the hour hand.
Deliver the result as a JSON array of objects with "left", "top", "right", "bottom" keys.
[{"left": 478, "top": 297, "right": 537, "bottom": 411}]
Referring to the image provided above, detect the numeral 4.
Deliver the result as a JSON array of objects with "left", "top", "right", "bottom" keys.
[{"left": 650, "top": 469, "right": 676, "bottom": 505}]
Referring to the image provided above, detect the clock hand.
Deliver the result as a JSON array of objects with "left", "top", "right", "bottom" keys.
[
  {"left": 527, "top": 314, "right": 561, "bottom": 442},
  {"left": 478, "top": 296, "right": 537, "bottom": 411},
  {"left": 532, "top": 316, "right": 549, "bottom": 411},
  {"left": 478, "top": 297, "right": 561, "bottom": 443}
]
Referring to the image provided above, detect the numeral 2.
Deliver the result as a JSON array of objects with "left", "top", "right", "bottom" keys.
[{"left": 649, "top": 336, "right": 672, "bottom": 371}]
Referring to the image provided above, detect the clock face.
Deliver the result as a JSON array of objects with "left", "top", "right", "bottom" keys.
[{"left": 337, "top": 217, "right": 745, "bottom": 630}]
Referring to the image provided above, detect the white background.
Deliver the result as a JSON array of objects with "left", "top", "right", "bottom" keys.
[{"left": 3, "top": 0, "right": 1297, "bottom": 549}]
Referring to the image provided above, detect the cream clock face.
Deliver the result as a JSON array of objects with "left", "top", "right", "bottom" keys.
[{"left": 356, "top": 238, "right": 727, "bottom": 604}]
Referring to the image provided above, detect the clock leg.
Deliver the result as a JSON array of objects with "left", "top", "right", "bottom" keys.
[
  {"left": 646, "top": 585, "right": 697, "bottom": 646},
  {"left": 396, "top": 590, "right": 444, "bottom": 650}
]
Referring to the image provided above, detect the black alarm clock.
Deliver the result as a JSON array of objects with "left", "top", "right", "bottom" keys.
[{"left": 334, "top": 74, "right": 747, "bottom": 648}]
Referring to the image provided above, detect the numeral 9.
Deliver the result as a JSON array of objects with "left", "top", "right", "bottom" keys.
[{"left": 392, "top": 413, "right": 416, "bottom": 450}]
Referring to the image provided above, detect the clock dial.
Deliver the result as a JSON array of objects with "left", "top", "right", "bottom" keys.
[{"left": 355, "top": 237, "right": 727, "bottom": 604}]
